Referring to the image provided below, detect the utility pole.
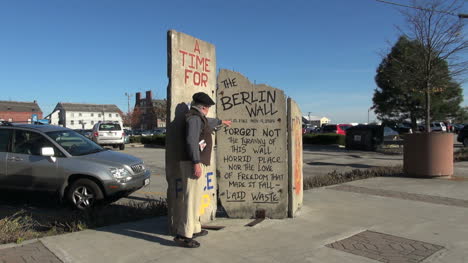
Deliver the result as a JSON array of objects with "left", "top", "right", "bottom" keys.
[
  {"left": 124, "top": 92, "right": 133, "bottom": 114},
  {"left": 125, "top": 92, "right": 133, "bottom": 128}
]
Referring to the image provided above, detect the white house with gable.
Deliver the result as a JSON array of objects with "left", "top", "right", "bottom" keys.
[
  {"left": 46, "top": 103, "right": 123, "bottom": 129},
  {"left": 303, "top": 115, "right": 330, "bottom": 127}
]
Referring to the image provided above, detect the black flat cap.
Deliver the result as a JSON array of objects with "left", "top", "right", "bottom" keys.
[{"left": 193, "top": 92, "right": 215, "bottom": 106}]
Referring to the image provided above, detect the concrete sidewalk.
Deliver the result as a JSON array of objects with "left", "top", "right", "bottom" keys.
[{"left": 2, "top": 163, "right": 468, "bottom": 263}]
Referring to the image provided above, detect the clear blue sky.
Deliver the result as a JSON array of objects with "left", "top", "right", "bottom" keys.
[{"left": 0, "top": 0, "right": 466, "bottom": 124}]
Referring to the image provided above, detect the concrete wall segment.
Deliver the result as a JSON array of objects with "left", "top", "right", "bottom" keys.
[
  {"left": 216, "top": 69, "right": 288, "bottom": 219},
  {"left": 166, "top": 30, "right": 217, "bottom": 234}
]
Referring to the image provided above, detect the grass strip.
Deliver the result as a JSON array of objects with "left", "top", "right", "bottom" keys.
[
  {"left": 303, "top": 166, "right": 404, "bottom": 190},
  {"left": 0, "top": 198, "right": 167, "bottom": 245}
]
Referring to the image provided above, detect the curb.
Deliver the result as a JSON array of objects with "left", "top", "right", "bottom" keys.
[{"left": 0, "top": 238, "right": 41, "bottom": 250}]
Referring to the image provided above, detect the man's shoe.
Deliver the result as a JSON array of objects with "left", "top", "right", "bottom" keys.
[
  {"left": 193, "top": 230, "right": 208, "bottom": 238},
  {"left": 174, "top": 236, "right": 200, "bottom": 248}
]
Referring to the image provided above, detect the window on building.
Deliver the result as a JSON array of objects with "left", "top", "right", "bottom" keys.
[
  {"left": 79, "top": 113, "right": 82, "bottom": 117},
  {"left": 91, "top": 121, "right": 94, "bottom": 125},
  {"left": 98, "top": 114, "right": 101, "bottom": 117},
  {"left": 115, "top": 114, "right": 118, "bottom": 117},
  {"left": 109, "top": 114, "right": 111, "bottom": 117},
  {"left": 79, "top": 120, "right": 83, "bottom": 124},
  {"left": 71, "top": 113, "right": 75, "bottom": 117},
  {"left": 71, "top": 120, "right": 74, "bottom": 125},
  {"left": 91, "top": 113, "right": 94, "bottom": 117}
]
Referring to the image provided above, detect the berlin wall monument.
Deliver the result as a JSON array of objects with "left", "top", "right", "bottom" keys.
[
  {"left": 216, "top": 69, "right": 303, "bottom": 219},
  {"left": 166, "top": 30, "right": 217, "bottom": 234}
]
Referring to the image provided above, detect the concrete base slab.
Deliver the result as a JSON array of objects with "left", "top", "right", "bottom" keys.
[{"left": 30, "top": 171, "right": 468, "bottom": 263}]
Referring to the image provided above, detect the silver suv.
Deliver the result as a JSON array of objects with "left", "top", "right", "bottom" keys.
[
  {"left": 0, "top": 122, "right": 150, "bottom": 209},
  {"left": 92, "top": 121, "right": 126, "bottom": 150}
]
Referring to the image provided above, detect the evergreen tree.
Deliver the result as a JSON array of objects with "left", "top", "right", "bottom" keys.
[{"left": 373, "top": 36, "right": 463, "bottom": 130}]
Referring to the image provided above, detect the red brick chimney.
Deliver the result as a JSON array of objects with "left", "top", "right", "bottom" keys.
[
  {"left": 146, "top": 90, "right": 153, "bottom": 101},
  {"left": 135, "top": 92, "right": 141, "bottom": 107}
]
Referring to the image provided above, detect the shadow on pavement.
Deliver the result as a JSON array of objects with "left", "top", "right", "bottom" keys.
[
  {"left": 96, "top": 217, "right": 176, "bottom": 247},
  {"left": 307, "top": 162, "right": 375, "bottom": 169},
  {"left": 124, "top": 195, "right": 159, "bottom": 202},
  {"left": 0, "top": 190, "right": 68, "bottom": 219}
]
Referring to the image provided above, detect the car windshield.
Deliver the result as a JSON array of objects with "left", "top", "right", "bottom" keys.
[
  {"left": 46, "top": 130, "right": 104, "bottom": 156},
  {"left": 99, "top": 123, "right": 121, "bottom": 131}
]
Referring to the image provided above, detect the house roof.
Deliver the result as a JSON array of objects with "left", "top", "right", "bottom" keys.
[
  {"left": 0, "top": 100, "right": 42, "bottom": 113},
  {"left": 303, "top": 116, "right": 329, "bottom": 121},
  {"left": 55, "top": 103, "right": 122, "bottom": 113}
]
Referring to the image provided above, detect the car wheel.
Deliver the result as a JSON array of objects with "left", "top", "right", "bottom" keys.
[
  {"left": 119, "top": 144, "right": 125, "bottom": 150},
  {"left": 464, "top": 138, "right": 468, "bottom": 147},
  {"left": 66, "top": 179, "right": 103, "bottom": 210}
]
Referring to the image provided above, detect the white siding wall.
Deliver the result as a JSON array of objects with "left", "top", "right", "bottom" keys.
[
  {"left": 65, "top": 111, "right": 123, "bottom": 129},
  {"left": 49, "top": 111, "right": 61, "bottom": 126}
]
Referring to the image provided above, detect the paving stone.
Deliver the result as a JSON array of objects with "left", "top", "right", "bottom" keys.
[
  {"left": 0, "top": 241, "right": 61, "bottom": 263},
  {"left": 330, "top": 185, "right": 468, "bottom": 208},
  {"left": 326, "top": 230, "right": 444, "bottom": 263}
]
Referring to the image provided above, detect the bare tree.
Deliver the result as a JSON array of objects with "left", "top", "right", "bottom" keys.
[{"left": 399, "top": 0, "right": 468, "bottom": 131}]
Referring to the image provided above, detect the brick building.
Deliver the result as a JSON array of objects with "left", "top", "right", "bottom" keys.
[
  {"left": 0, "top": 100, "right": 43, "bottom": 123},
  {"left": 133, "top": 91, "right": 166, "bottom": 129}
]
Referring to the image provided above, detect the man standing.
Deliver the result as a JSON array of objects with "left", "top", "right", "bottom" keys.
[{"left": 174, "top": 92, "right": 231, "bottom": 248}]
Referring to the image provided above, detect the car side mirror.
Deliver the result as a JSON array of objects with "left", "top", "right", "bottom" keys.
[{"left": 41, "top": 147, "right": 55, "bottom": 157}]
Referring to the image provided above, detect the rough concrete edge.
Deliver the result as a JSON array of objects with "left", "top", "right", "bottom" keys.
[
  {"left": 0, "top": 216, "right": 170, "bottom": 262},
  {"left": 0, "top": 238, "right": 41, "bottom": 250},
  {"left": 41, "top": 235, "right": 79, "bottom": 263},
  {"left": 38, "top": 216, "right": 168, "bottom": 263},
  {"left": 287, "top": 98, "right": 295, "bottom": 218},
  {"left": 0, "top": 238, "right": 70, "bottom": 263}
]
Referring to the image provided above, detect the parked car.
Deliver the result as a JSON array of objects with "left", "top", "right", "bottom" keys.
[
  {"left": 132, "top": 130, "right": 143, "bottom": 136},
  {"left": 457, "top": 125, "right": 468, "bottom": 147},
  {"left": 124, "top": 129, "right": 134, "bottom": 136},
  {"left": 74, "top": 129, "right": 93, "bottom": 139},
  {"left": 152, "top": 128, "right": 166, "bottom": 135},
  {"left": 302, "top": 124, "right": 317, "bottom": 134},
  {"left": 394, "top": 124, "right": 413, "bottom": 134},
  {"left": 322, "top": 124, "right": 352, "bottom": 135},
  {"left": 418, "top": 122, "right": 448, "bottom": 132},
  {"left": 453, "top": 124, "right": 465, "bottom": 134},
  {"left": 141, "top": 130, "right": 153, "bottom": 137},
  {"left": 91, "top": 121, "right": 126, "bottom": 150},
  {"left": 430, "top": 122, "right": 447, "bottom": 132},
  {"left": 0, "top": 122, "right": 150, "bottom": 210}
]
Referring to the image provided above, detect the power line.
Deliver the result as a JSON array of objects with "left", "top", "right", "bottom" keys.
[{"left": 374, "top": 0, "right": 461, "bottom": 17}]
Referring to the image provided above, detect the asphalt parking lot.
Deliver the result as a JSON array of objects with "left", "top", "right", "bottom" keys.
[
  {"left": 124, "top": 145, "right": 407, "bottom": 202},
  {"left": 0, "top": 139, "right": 463, "bottom": 220}
]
